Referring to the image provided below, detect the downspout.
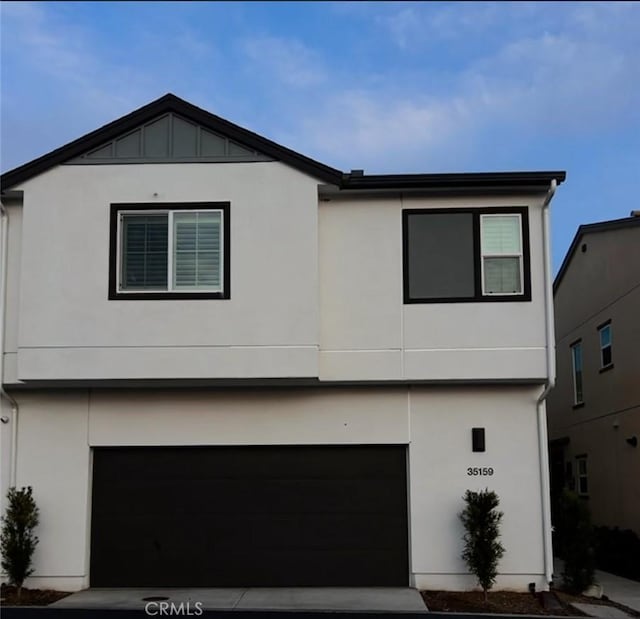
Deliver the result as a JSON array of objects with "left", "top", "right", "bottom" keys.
[
  {"left": 537, "top": 179, "right": 557, "bottom": 587},
  {"left": 0, "top": 199, "right": 19, "bottom": 487}
]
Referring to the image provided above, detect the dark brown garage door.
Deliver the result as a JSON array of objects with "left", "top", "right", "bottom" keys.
[{"left": 90, "top": 445, "right": 408, "bottom": 587}]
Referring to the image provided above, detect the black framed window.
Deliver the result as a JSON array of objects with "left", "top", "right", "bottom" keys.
[
  {"left": 109, "top": 202, "right": 230, "bottom": 300},
  {"left": 402, "top": 207, "right": 531, "bottom": 303}
]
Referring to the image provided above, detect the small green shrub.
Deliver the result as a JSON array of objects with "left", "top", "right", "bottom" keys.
[
  {"left": 459, "top": 488, "right": 505, "bottom": 601},
  {"left": 1, "top": 486, "right": 40, "bottom": 599},
  {"left": 556, "top": 490, "right": 595, "bottom": 592}
]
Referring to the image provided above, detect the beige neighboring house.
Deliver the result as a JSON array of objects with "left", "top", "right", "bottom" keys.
[{"left": 548, "top": 214, "right": 640, "bottom": 535}]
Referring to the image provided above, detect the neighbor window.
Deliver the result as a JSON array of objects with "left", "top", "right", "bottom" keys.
[
  {"left": 403, "top": 207, "right": 530, "bottom": 303},
  {"left": 598, "top": 322, "right": 612, "bottom": 369},
  {"left": 571, "top": 341, "right": 584, "bottom": 405},
  {"left": 109, "top": 202, "right": 229, "bottom": 299},
  {"left": 576, "top": 456, "right": 588, "bottom": 496}
]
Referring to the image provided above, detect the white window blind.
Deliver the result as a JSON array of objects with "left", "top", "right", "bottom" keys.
[
  {"left": 173, "top": 211, "right": 222, "bottom": 290},
  {"left": 481, "top": 214, "right": 523, "bottom": 294}
]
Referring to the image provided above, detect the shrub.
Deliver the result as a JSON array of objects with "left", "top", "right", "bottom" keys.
[
  {"left": 459, "top": 488, "right": 505, "bottom": 601},
  {"left": 1, "top": 486, "right": 40, "bottom": 599},
  {"left": 556, "top": 490, "right": 595, "bottom": 592}
]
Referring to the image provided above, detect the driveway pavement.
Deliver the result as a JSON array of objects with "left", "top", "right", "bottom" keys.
[{"left": 50, "top": 587, "right": 427, "bottom": 613}]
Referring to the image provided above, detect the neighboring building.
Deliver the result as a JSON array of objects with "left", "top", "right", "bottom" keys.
[
  {"left": 547, "top": 215, "right": 640, "bottom": 535},
  {"left": 0, "top": 94, "right": 565, "bottom": 592}
]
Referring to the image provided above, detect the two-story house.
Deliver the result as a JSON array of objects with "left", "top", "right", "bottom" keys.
[
  {"left": 547, "top": 215, "right": 640, "bottom": 536},
  {"left": 0, "top": 94, "right": 565, "bottom": 592}
]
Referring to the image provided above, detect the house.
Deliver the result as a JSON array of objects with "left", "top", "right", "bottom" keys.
[
  {"left": 547, "top": 215, "right": 640, "bottom": 536},
  {"left": 0, "top": 94, "right": 565, "bottom": 592}
]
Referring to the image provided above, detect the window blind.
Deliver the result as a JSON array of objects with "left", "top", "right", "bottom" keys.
[
  {"left": 173, "top": 211, "right": 222, "bottom": 289},
  {"left": 481, "top": 215, "right": 521, "bottom": 253},
  {"left": 122, "top": 214, "right": 168, "bottom": 289},
  {"left": 481, "top": 215, "right": 522, "bottom": 294}
]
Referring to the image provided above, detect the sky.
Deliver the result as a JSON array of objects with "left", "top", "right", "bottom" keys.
[{"left": 1, "top": 1, "right": 639, "bottom": 272}]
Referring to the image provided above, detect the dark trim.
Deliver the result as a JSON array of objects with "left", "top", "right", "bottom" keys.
[
  {"left": 569, "top": 337, "right": 582, "bottom": 348},
  {"left": 341, "top": 171, "right": 566, "bottom": 191},
  {"left": 572, "top": 402, "right": 585, "bottom": 410},
  {"left": 596, "top": 318, "right": 612, "bottom": 331},
  {"left": 1, "top": 93, "right": 343, "bottom": 190},
  {"left": 6, "top": 377, "right": 547, "bottom": 390},
  {"left": 108, "top": 201, "right": 230, "bottom": 301},
  {"left": 550, "top": 436, "right": 570, "bottom": 447},
  {"left": 554, "top": 216, "right": 640, "bottom": 293},
  {"left": 1, "top": 92, "right": 568, "bottom": 196},
  {"left": 575, "top": 453, "right": 588, "bottom": 459},
  {"left": 402, "top": 206, "right": 531, "bottom": 304},
  {"left": 599, "top": 363, "right": 614, "bottom": 374}
]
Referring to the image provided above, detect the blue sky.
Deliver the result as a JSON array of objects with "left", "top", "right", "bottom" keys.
[{"left": 2, "top": 1, "right": 639, "bottom": 272}]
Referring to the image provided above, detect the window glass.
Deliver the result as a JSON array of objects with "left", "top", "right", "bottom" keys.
[
  {"left": 576, "top": 457, "right": 588, "bottom": 495},
  {"left": 599, "top": 324, "right": 612, "bottom": 367},
  {"left": 571, "top": 342, "right": 584, "bottom": 404},
  {"left": 483, "top": 257, "right": 521, "bottom": 294},
  {"left": 173, "top": 211, "right": 222, "bottom": 290},
  {"left": 481, "top": 215, "right": 521, "bottom": 253},
  {"left": 406, "top": 212, "right": 475, "bottom": 299},
  {"left": 481, "top": 214, "right": 523, "bottom": 295},
  {"left": 118, "top": 209, "right": 223, "bottom": 294},
  {"left": 122, "top": 214, "right": 168, "bottom": 290}
]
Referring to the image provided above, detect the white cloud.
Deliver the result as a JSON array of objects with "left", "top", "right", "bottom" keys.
[
  {"left": 296, "top": 4, "right": 640, "bottom": 171},
  {"left": 241, "top": 36, "right": 326, "bottom": 88}
]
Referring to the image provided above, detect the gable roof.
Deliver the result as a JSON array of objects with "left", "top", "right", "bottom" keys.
[
  {"left": 1, "top": 92, "right": 566, "bottom": 194},
  {"left": 1, "top": 93, "right": 343, "bottom": 189},
  {"left": 553, "top": 215, "right": 640, "bottom": 293}
]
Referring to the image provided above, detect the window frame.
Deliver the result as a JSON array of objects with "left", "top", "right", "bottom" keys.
[
  {"left": 597, "top": 320, "right": 613, "bottom": 371},
  {"left": 402, "top": 206, "right": 531, "bottom": 304},
  {"left": 109, "top": 202, "right": 230, "bottom": 300},
  {"left": 576, "top": 455, "right": 589, "bottom": 497},
  {"left": 570, "top": 339, "right": 584, "bottom": 406},
  {"left": 479, "top": 213, "right": 524, "bottom": 296}
]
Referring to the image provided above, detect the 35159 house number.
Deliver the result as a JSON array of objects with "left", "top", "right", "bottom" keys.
[{"left": 467, "top": 467, "right": 494, "bottom": 476}]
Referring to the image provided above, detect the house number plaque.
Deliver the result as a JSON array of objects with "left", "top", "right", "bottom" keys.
[{"left": 466, "top": 467, "right": 494, "bottom": 476}]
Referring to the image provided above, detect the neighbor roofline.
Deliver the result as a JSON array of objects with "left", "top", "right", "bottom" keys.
[
  {"left": 553, "top": 215, "right": 640, "bottom": 293},
  {"left": 339, "top": 171, "right": 566, "bottom": 191},
  {"left": 0, "top": 93, "right": 344, "bottom": 190}
]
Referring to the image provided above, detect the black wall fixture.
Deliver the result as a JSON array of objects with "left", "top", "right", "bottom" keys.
[{"left": 472, "top": 428, "right": 486, "bottom": 452}]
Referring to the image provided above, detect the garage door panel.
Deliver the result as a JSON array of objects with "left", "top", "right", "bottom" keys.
[{"left": 91, "top": 445, "right": 408, "bottom": 587}]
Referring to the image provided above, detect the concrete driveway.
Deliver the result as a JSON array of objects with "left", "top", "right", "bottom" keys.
[{"left": 51, "top": 587, "right": 427, "bottom": 612}]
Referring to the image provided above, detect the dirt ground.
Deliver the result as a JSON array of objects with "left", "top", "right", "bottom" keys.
[
  {"left": 0, "top": 584, "right": 71, "bottom": 606},
  {"left": 421, "top": 589, "right": 640, "bottom": 616}
]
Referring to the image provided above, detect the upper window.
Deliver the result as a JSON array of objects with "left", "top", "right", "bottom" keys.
[
  {"left": 570, "top": 340, "right": 584, "bottom": 405},
  {"left": 109, "top": 203, "right": 230, "bottom": 300},
  {"left": 480, "top": 214, "right": 524, "bottom": 295},
  {"left": 598, "top": 321, "right": 613, "bottom": 369},
  {"left": 403, "top": 207, "right": 530, "bottom": 303}
]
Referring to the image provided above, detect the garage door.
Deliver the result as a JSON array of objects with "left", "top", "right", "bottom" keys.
[{"left": 90, "top": 445, "right": 408, "bottom": 587}]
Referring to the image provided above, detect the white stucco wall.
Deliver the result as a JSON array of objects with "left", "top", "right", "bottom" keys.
[
  {"left": 319, "top": 195, "right": 548, "bottom": 382},
  {"left": 409, "top": 385, "right": 546, "bottom": 590},
  {"left": 14, "top": 162, "right": 320, "bottom": 381},
  {"left": 12, "top": 386, "right": 546, "bottom": 592}
]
